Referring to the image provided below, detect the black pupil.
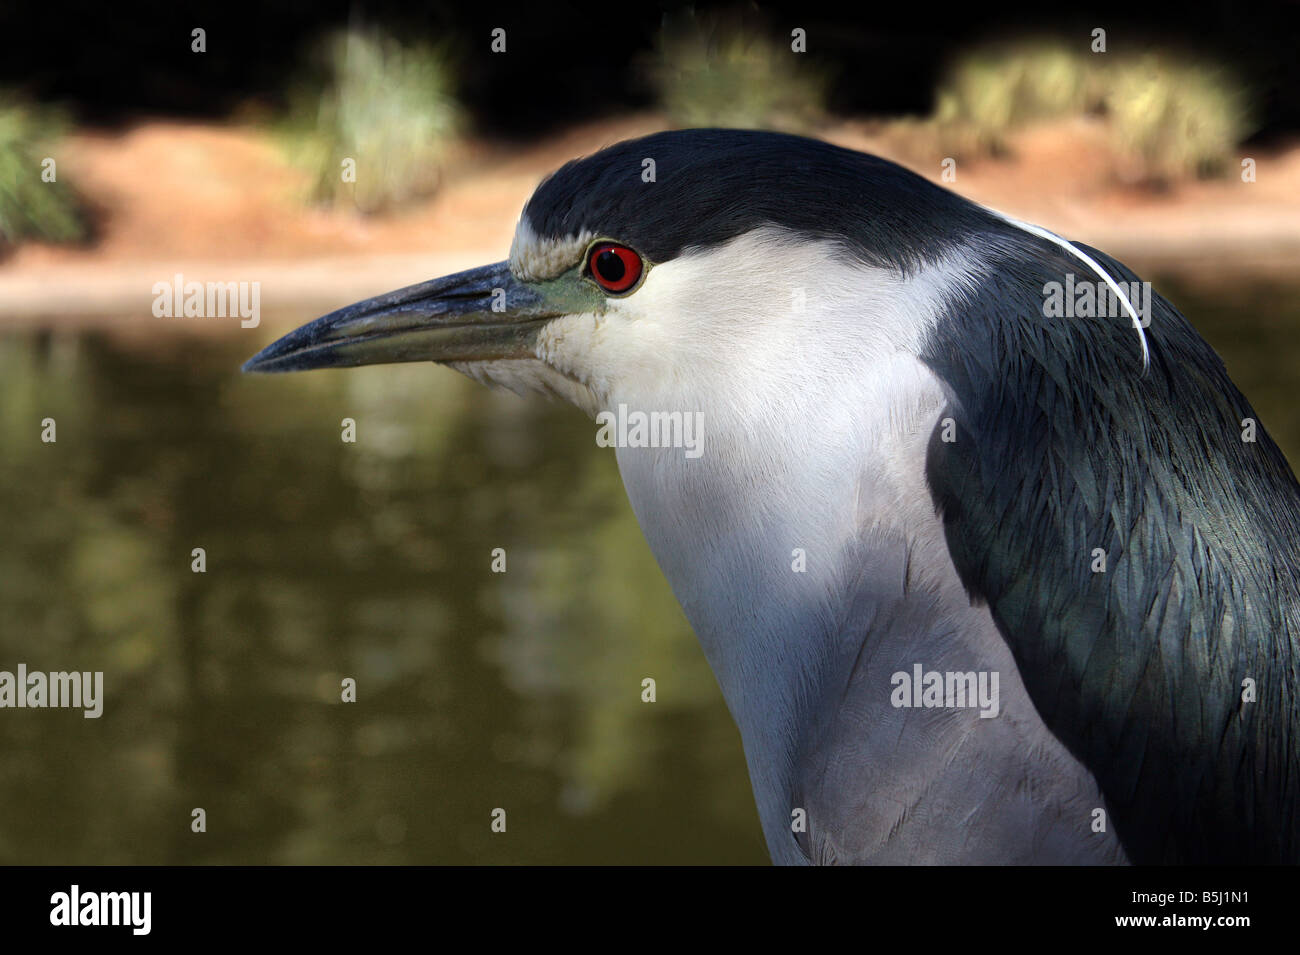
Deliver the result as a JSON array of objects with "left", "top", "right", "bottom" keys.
[{"left": 595, "top": 249, "right": 626, "bottom": 282}]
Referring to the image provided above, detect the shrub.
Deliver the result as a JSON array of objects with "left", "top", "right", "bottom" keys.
[
  {"left": 647, "top": 10, "right": 828, "bottom": 131},
  {"left": 934, "top": 41, "right": 1099, "bottom": 155},
  {"left": 0, "top": 94, "right": 88, "bottom": 248},
  {"left": 930, "top": 39, "right": 1251, "bottom": 182},
  {"left": 1106, "top": 53, "right": 1250, "bottom": 182},
  {"left": 283, "top": 29, "right": 460, "bottom": 214}
]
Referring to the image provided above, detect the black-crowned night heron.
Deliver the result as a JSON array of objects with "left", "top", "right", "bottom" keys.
[{"left": 245, "top": 129, "right": 1300, "bottom": 865}]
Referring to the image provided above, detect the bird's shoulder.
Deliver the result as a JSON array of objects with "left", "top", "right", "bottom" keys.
[{"left": 918, "top": 239, "right": 1300, "bottom": 862}]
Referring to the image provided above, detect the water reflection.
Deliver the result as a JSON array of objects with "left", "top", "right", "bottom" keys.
[
  {"left": 0, "top": 331, "right": 763, "bottom": 863},
  {"left": 0, "top": 277, "right": 1295, "bottom": 864}
]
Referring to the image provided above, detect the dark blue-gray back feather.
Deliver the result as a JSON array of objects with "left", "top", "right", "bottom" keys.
[{"left": 921, "top": 237, "right": 1300, "bottom": 863}]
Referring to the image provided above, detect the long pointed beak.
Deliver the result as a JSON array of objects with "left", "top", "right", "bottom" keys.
[{"left": 242, "top": 261, "right": 560, "bottom": 373}]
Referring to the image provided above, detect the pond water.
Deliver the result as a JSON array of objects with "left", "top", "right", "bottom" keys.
[{"left": 0, "top": 274, "right": 1296, "bottom": 864}]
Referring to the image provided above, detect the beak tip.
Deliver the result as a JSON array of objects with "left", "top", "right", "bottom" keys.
[
  {"left": 242, "top": 329, "right": 322, "bottom": 374},
  {"left": 241, "top": 349, "right": 280, "bottom": 374}
]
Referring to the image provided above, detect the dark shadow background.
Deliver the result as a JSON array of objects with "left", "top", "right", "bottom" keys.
[{"left": 3, "top": 1, "right": 1297, "bottom": 140}]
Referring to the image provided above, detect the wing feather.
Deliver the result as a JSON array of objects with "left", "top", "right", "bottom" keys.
[{"left": 920, "top": 239, "right": 1300, "bottom": 862}]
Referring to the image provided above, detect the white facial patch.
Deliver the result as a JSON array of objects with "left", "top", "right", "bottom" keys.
[
  {"left": 532, "top": 226, "right": 985, "bottom": 417},
  {"left": 509, "top": 217, "right": 592, "bottom": 282}
]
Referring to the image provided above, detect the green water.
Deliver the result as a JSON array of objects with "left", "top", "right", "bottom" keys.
[{"left": 0, "top": 276, "right": 1296, "bottom": 864}]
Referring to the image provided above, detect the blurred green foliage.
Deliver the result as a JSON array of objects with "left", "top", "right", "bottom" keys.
[
  {"left": 928, "top": 39, "right": 1252, "bottom": 183},
  {"left": 0, "top": 93, "right": 88, "bottom": 249},
  {"left": 648, "top": 9, "right": 828, "bottom": 131},
  {"left": 281, "top": 29, "right": 461, "bottom": 214}
]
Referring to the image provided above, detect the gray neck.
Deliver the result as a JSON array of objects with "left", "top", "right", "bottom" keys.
[
  {"left": 612, "top": 359, "right": 1126, "bottom": 864},
  {"left": 611, "top": 356, "right": 943, "bottom": 856},
  {"left": 618, "top": 457, "right": 844, "bottom": 855}
]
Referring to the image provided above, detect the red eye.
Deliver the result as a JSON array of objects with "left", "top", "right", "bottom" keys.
[{"left": 587, "top": 243, "right": 643, "bottom": 293}]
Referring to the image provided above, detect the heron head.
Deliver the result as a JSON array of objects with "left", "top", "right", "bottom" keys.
[{"left": 244, "top": 129, "right": 991, "bottom": 416}]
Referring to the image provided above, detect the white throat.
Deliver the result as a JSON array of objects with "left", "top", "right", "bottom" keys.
[{"left": 588, "top": 233, "right": 984, "bottom": 839}]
